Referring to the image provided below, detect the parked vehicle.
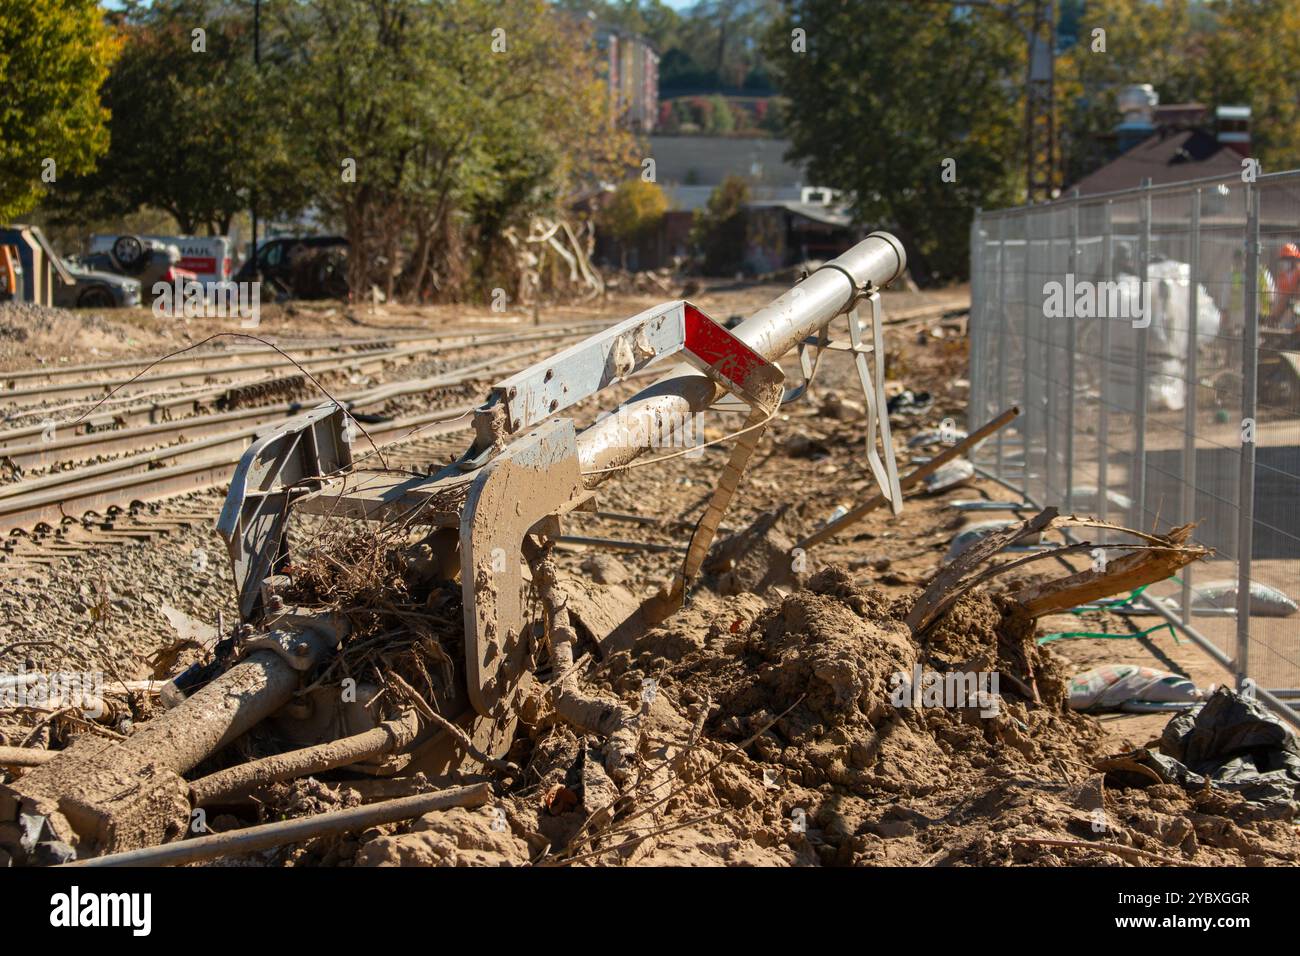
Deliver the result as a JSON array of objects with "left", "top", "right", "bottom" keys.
[
  {"left": 54, "top": 258, "right": 142, "bottom": 309},
  {"left": 80, "top": 234, "right": 199, "bottom": 299},
  {"left": 89, "top": 234, "right": 232, "bottom": 288},
  {"left": 234, "top": 235, "right": 349, "bottom": 299}
]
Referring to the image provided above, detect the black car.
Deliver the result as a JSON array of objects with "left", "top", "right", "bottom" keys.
[{"left": 234, "top": 235, "right": 349, "bottom": 299}]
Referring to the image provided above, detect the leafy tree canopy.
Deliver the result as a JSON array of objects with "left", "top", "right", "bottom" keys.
[{"left": 0, "top": 0, "right": 117, "bottom": 222}]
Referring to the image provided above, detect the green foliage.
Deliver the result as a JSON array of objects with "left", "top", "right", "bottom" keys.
[
  {"left": 1197, "top": 0, "right": 1300, "bottom": 174},
  {"left": 278, "top": 0, "right": 633, "bottom": 298},
  {"left": 767, "top": 0, "right": 1023, "bottom": 281},
  {"left": 48, "top": 0, "right": 304, "bottom": 235},
  {"left": 1057, "top": 0, "right": 1203, "bottom": 187},
  {"left": 707, "top": 93, "right": 734, "bottom": 134},
  {"left": 689, "top": 174, "right": 749, "bottom": 275},
  {"left": 557, "top": 0, "right": 779, "bottom": 95},
  {"left": 1059, "top": 0, "right": 1300, "bottom": 184},
  {"left": 601, "top": 179, "right": 667, "bottom": 242},
  {"left": 0, "top": 0, "right": 117, "bottom": 222}
]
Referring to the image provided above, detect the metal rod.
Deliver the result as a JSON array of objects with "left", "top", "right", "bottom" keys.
[
  {"left": 1132, "top": 178, "right": 1152, "bottom": 530},
  {"left": 66, "top": 783, "right": 492, "bottom": 867},
  {"left": 1064, "top": 190, "right": 1079, "bottom": 513},
  {"left": 1236, "top": 183, "right": 1261, "bottom": 690},
  {"left": 798, "top": 405, "right": 1021, "bottom": 549},
  {"left": 1252, "top": 685, "right": 1300, "bottom": 731},
  {"left": 1098, "top": 201, "right": 1113, "bottom": 540},
  {"left": 1181, "top": 188, "right": 1201, "bottom": 626},
  {"left": 1022, "top": 211, "right": 1034, "bottom": 500},
  {"left": 574, "top": 232, "right": 906, "bottom": 479},
  {"left": 996, "top": 216, "right": 1009, "bottom": 476},
  {"left": 190, "top": 710, "right": 420, "bottom": 807}
]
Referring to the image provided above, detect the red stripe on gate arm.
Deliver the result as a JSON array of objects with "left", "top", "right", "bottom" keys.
[{"left": 682, "top": 302, "right": 768, "bottom": 389}]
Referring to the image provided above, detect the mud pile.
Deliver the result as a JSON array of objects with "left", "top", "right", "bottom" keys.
[
  {"left": 335, "top": 566, "right": 1124, "bottom": 866},
  {"left": 343, "top": 564, "right": 1290, "bottom": 868}
]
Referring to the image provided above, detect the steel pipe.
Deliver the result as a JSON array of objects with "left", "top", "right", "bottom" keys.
[{"left": 575, "top": 232, "right": 907, "bottom": 479}]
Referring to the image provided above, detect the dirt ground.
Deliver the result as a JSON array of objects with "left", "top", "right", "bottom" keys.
[{"left": 2, "top": 284, "right": 1298, "bottom": 867}]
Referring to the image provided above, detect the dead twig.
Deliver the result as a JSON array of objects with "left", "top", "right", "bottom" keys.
[{"left": 1011, "top": 835, "right": 1187, "bottom": 867}]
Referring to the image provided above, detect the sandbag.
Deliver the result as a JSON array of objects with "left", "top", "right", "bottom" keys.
[{"left": 1069, "top": 664, "right": 1203, "bottom": 714}]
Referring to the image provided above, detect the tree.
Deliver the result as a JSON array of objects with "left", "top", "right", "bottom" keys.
[
  {"left": 1198, "top": 0, "right": 1300, "bottom": 172},
  {"left": 279, "top": 0, "right": 633, "bottom": 300},
  {"left": 767, "top": 1, "right": 1024, "bottom": 281},
  {"left": 601, "top": 179, "right": 667, "bottom": 267},
  {"left": 707, "top": 94, "right": 735, "bottom": 134},
  {"left": 46, "top": 0, "right": 305, "bottom": 236},
  {"left": 1056, "top": 0, "right": 1203, "bottom": 187},
  {"left": 689, "top": 174, "right": 749, "bottom": 275},
  {"left": 0, "top": 0, "right": 117, "bottom": 222}
]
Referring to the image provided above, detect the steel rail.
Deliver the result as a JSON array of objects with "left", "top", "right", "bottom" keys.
[
  {"left": 0, "top": 318, "right": 614, "bottom": 406},
  {"left": 0, "top": 322, "right": 609, "bottom": 454},
  {"left": 0, "top": 333, "right": 598, "bottom": 531},
  {"left": 0, "top": 340, "right": 569, "bottom": 469},
  {"left": 0, "top": 316, "right": 611, "bottom": 387}
]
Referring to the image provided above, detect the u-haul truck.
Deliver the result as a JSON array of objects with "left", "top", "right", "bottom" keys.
[{"left": 90, "top": 234, "right": 233, "bottom": 288}]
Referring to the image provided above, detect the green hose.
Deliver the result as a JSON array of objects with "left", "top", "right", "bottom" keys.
[{"left": 1037, "top": 621, "right": 1179, "bottom": 646}]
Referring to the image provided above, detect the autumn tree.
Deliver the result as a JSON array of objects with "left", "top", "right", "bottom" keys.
[
  {"left": 1198, "top": 0, "right": 1300, "bottom": 172},
  {"left": 1056, "top": 0, "right": 1204, "bottom": 186},
  {"left": 767, "top": 0, "right": 1023, "bottom": 281},
  {"left": 689, "top": 174, "right": 749, "bottom": 275},
  {"left": 601, "top": 179, "right": 668, "bottom": 268},
  {"left": 47, "top": 0, "right": 306, "bottom": 236},
  {"left": 279, "top": 0, "right": 633, "bottom": 300},
  {"left": 0, "top": 0, "right": 117, "bottom": 221}
]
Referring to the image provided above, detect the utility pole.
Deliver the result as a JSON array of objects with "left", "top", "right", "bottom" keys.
[
  {"left": 1024, "top": 0, "right": 1058, "bottom": 202},
  {"left": 250, "top": 0, "right": 261, "bottom": 275},
  {"left": 917, "top": 0, "right": 1060, "bottom": 202}
]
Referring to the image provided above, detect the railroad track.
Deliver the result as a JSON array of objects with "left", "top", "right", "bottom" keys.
[
  {"left": 0, "top": 412, "right": 475, "bottom": 574},
  {"left": 0, "top": 298, "right": 970, "bottom": 571},
  {"left": 0, "top": 333, "right": 583, "bottom": 470},
  {"left": 0, "top": 324, "right": 613, "bottom": 543},
  {"left": 0, "top": 318, "right": 610, "bottom": 410}
]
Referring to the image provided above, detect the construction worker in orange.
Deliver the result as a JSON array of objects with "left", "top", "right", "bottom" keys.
[{"left": 1269, "top": 242, "right": 1300, "bottom": 328}]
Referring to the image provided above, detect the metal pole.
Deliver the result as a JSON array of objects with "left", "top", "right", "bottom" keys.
[
  {"left": 1098, "top": 201, "right": 1113, "bottom": 537},
  {"left": 1023, "top": 210, "right": 1035, "bottom": 499},
  {"left": 576, "top": 233, "right": 907, "bottom": 476},
  {"left": 969, "top": 212, "right": 982, "bottom": 434},
  {"left": 1132, "top": 178, "right": 1152, "bottom": 530},
  {"left": 68, "top": 784, "right": 492, "bottom": 868},
  {"left": 1065, "top": 190, "right": 1079, "bottom": 512},
  {"left": 1044, "top": 213, "right": 1058, "bottom": 501},
  {"left": 1235, "top": 183, "right": 1261, "bottom": 689},
  {"left": 1181, "top": 188, "right": 1201, "bottom": 624},
  {"left": 250, "top": 0, "right": 262, "bottom": 275},
  {"left": 996, "top": 216, "right": 1009, "bottom": 478}
]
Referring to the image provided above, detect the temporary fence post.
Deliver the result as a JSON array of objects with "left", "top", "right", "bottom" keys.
[
  {"left": 1181, "top": 188, "right": 1201, "bottom": 625},
  {"left": 1235, "top": 183, "right": 1261, "bottom": 688},
  {"left": 1132, "top": 178, "right": 1152, "bottom": 530},
  {"left": 1065, "top": 190, "right": 1079, "bottom": 513}
]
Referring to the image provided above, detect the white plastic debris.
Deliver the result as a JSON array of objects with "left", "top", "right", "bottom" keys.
[
  {"left": 1069, "top": 664, "right": 1204, "bottom": 714},
  {"left": 1190, "top": 580, "right": 1298, "bottom": 618},
  {"left": 923, "top": 458, "right": 975, "bottom": 494}
]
